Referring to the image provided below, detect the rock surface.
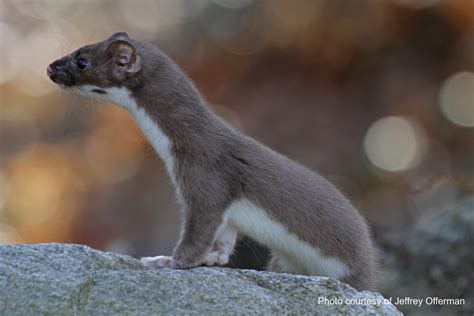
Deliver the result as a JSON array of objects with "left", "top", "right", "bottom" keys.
[
  {"left": 380, "top": 196, "right": 473, "bottom": 315},
  {"left": 0, "top": 243, "right": 400, "bottom": 315}
]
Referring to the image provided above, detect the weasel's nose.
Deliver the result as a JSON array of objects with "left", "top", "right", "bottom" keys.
[{"left": 47, "top": 65, "right": 55, "bottom": 78}]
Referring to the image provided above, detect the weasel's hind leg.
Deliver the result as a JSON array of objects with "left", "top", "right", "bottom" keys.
[
  {"left": 203, "top": 224, "right": 237, "bottom": 266},
  {"left": 266, "top": 252, "right": 305, "bottom": 274},
  {"left": 340, "top": 264, "right": 377, "bottom": 291},
  {"left": 267, "top": 254, "right": 284, "bottom": 273}
]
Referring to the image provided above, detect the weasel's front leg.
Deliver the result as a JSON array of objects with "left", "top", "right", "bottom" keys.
[
  {"left": 141, "top": 255, "right": 177, "bottom": 269},
  {"left": 141, "top": 205, "right": 227, "bottom": 269}
]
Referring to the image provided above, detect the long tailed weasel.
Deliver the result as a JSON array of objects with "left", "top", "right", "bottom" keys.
[{"left": 48, "top": 32, "right": 377, "bottom": 290}]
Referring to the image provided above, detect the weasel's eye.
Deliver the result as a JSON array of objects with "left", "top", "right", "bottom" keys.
[{"left": 76, "top": 58, "right": 89, "bottom": 70}]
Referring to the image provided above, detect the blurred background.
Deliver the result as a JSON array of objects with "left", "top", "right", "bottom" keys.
[{"left": 0, "top": 0, "right": 473, "bottom": 314}]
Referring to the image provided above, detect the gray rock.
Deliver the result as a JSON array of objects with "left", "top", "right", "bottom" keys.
[
  {"left": 380, "top": 196, "right": 473, "bottom": 315},
  {"left": 0, "top": 243, "right": 400, "bottom": 315}
]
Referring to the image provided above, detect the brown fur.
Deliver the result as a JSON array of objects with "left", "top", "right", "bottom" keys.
[{"left": 48, "top": 32, "right": 377, "bottom": 291}]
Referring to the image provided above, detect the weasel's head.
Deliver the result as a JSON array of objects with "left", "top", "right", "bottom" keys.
[{"left": 47, "top": 32, "right": 144, "bottom": 95}]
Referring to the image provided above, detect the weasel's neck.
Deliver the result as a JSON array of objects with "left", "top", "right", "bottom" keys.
[
  {"left": 101, "top": 85, "right": 228, "bottom": 189},
  {"left": 102, "top": 86, "right": 178, "bottom": 185},
  {"left": 133, "top": 105, "right": 177, "bottom": 182}
]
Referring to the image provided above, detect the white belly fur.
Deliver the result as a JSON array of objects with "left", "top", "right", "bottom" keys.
[{"left": 225, "top": 199, "right": 350, "bottom": 279}]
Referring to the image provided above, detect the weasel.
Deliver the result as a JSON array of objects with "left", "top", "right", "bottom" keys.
[{"left": 48, "top": 32, "right": 377, "bottom": 291}]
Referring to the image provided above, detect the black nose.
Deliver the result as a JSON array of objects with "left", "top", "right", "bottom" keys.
[{"left": 47, "top": 65, "right": 55, "bottom": 78}]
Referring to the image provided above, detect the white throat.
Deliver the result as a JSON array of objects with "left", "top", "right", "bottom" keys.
[{"left": 76, "top": 85, "right": 177, "bottom": 186}]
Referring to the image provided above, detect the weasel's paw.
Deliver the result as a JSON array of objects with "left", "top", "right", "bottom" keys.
[
  {"left": 203, "top": 251, "right": 229, "bottom": 266},
  {"left": 140, "top": 255, "right": 177, "bottom": 269}
]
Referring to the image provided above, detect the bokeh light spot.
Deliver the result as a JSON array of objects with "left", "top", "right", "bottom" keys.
[
  {"left": 0, "top": 224, "right": 22, "bottom": 244},
  {"left": 364, "top": 116, "right": 425, "bottom": 172},
  {"left": 439, "top": 71, "right": 474, "bottom": 127},
  {"left": 3, "top": 145, "right": 85, "bottom": 242}
]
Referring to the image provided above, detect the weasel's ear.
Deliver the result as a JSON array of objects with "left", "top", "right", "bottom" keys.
[
  {"left": 108, "top": 32, "right": 130, "bottom": 41},
  {"left": 107, "top": 40, "right": 142, "bottom": 77}
]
